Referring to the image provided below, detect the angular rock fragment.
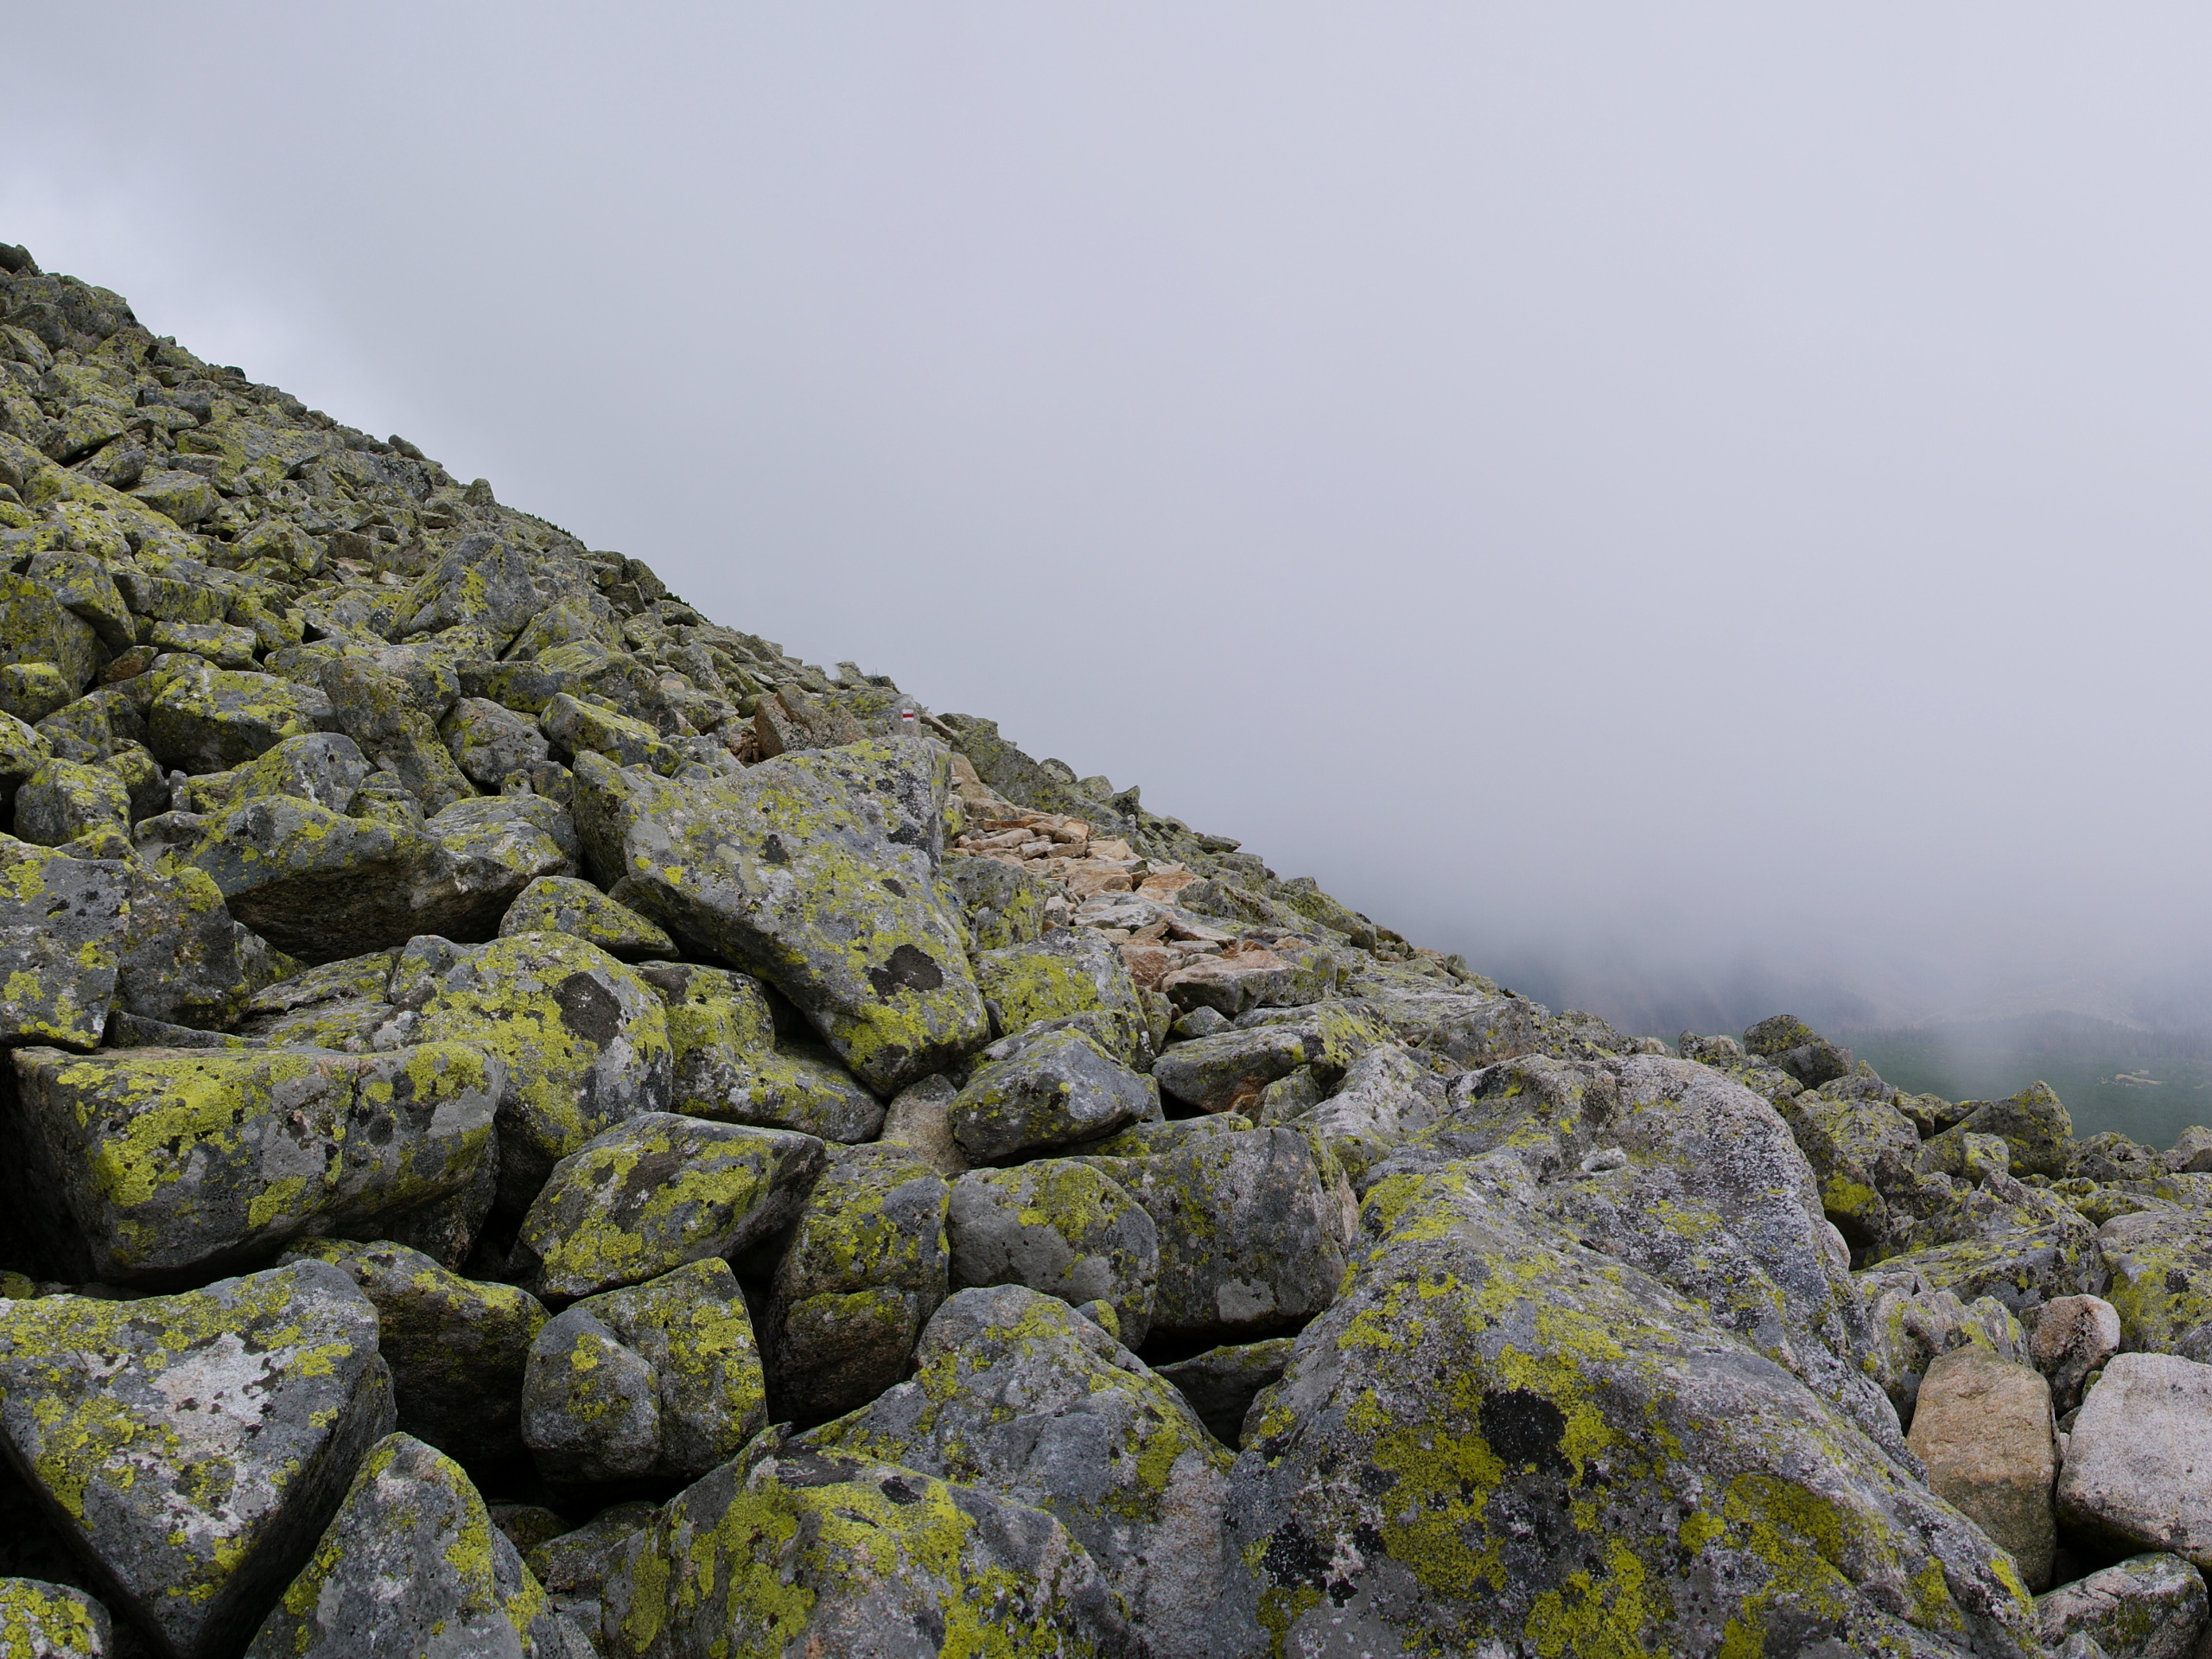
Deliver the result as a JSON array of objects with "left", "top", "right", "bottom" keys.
[
  {"left": 805, "top": 1284, "right": 1228, "bottom": 1656},
  {"left": 2031, "top": 1293, "right": 2124, "bottom": 1414},
  {"left": 318, "top": 656, "right": 474, "bottom": 813},
  {"left": 11, "top": 760, "right": 127, "bottom": 847},
  {"left": 640, "top": 961, "right": 884, "bottom": 1141},
  {"left": 147, "top": 659, "right": 334, "bottom": 772},
  {"left": 244, "top": 1433, "right": 584, "bottom": 1659},
  {"left": 8, "top": 1041, "right": 500, "bottom": 1285},
  {"left": 976, "top": 927, "right": 1153, "bottom": 1066},
  {"left": 406, "top": 932, "right": 671, "bottom": 1211},
  {"left": 0, "top": 1262, "right": 395, "bottom": 1659},
  {"left": 512, "top": 1112, "right": 824, "bottom": 1302},
  {"left": 499, "top": 874, "right": 675, "bottom": 958},
  {"left": 599, "top": 1443, "right": 1130, "bottom": 1659},
  {"left": 949, "top": 1027, "right": 1157, "bottom": 1163},
  {"left": 0, "top": 837, "right": 128, "bottom": 1049},
  {"left": 281, "top": 1236, "right": 548, "bottom": 1467},
  {"left": 2058, "top": 1353, "right": 2212, "bottom": 1567},
  {"left": 571, "top": 741, "right": 988, "bottom": 1094},
  {"left": 948, "top": 1159, "right": 1159, "bottom": 1346},
  {"left": 1155, "top": 1337, "right": 1296, "bottom": 1449},
  {"left": 1906, "top": 1346, "right": 2058, "bottom": 1590},
  {"left": 1151, "top": 1001, "right": 1382, "bottom": 1114},
  {"left": 766, "top": 1144, "right": 951, "bottom": 1422},
  {"left": 441, "top": 694, "right": 551, "bottom": 785},
  {"left": 522, "top": 1258, "right": 766, "bottom": 1488},
  {"left": 2034, "top": 1552, "right": 2208, "bottom": 1659}
]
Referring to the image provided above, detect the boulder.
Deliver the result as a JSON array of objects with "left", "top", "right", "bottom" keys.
[
  {"left": 1150, "top": 1001, "right": 1383, "bottom": 1114},
  {"left": 522, "top": 1258, "right": 766, "bottom": 1490},
  {"left": 1742, "top": 1012, "right": 1855, "bottom": 1087},
  {"left": 1862, "top": 1278, "right": 2031, "bottom": 1420},
  {"left": 2095, "top": 1209, "right": 2212, "bottom": 1357},
  {"left": 280, "top": 1236, "right": 548, "bottom": 1467},
  {"left": 570, "top": 741, "right": 988, "bottom": 1095},
  {"left": 499, "top": 874, "right": 675, "bottom": 958},
  {"left": 405, "top": 932, "right": 672, "bottom": 1212},
  {"left": 1929, "top": 1083, "right": 2076, "bottom": 1180},
  {"left": 11, "top": 760, "right": 127, "bottom": 847},
  {"left": 1212, "top": 1160, "right": 2042, "bottom": 1658},
  {"left": 541, "top": 692, "right": 681, "bottom": 775},
  {"left": 2058, "top": 1353, "right": 2212, "bottom": 1567},
  {"left": 1905, "top": 1347, "right": 2058, "bottom": 1590},
  {"left": 947, "top": 1159, "right": 1160, "bottom": 1347},
  {"left": 766, "top": 1144, "right": 951, "bottom": 1423},
  {"left": 943, "top": 854, "right": 1056, "bottom": 950},
  {"left": 512, "top": 1113, "right": 825, "bottom": 1302},
  {"left": 146, "top": 660, "right": 333, "bottom": 772},
  {"left": 2034, "top": 1552, "right": 2208, "bottom": 1659},
  {"left": 597, "top": 1443, "right": 1131, "bottom": 1659},
  {"left": 878, "top": 1071, "right": 970, "bottom": 1174},
  {"left": 639, "top": 961, "right": 885, "bottom": 1141},
  {"left": 0, "top": 1262, "right": 395, "bottom": 1659},
  {"left": 0, "top": 1579, "right": 111, "bottom": 1656},
  {"left": 524, "top": 1503, "right": 655, "bottom": 1643},
  {"left": 181, "top": 730, "right": 370, "bottom": 815},
  {"left": 2031, "top": 1294, "right": 2124, "bottom": 1414},
  {"left": 441, "top": 694, "right": 551, "bottom": 786},
  {"left": 0, "top": 837, "right": 129, "bottom": 1049},
  {"left": 804, "top": 1284, "right": 1229, "bottom": 1655},
  {"left": 1084, "top": 1127, "right": 1347, "bottom": 1344},
  {"left": 975, "top": 927, "right": 1152, "bottom": 1066},
  {"left": 1155, "top": 1337, "right": 1297, "bottom": 1449},
  {"left": 244, "top": 1432, "right": 586, "bottom": 1659},
  {"left": 318, "top": 656, "right": 474, "bottom": 813},
  {"left": 7, "top": 1041, "right": 500, "bottom": 1286},
  {"left": 1269, "top": 1040, "right": 1439, "bottom": 1188},
  {"left": 948, "top": 1027, "right": 1157, "bottom": 1163}
]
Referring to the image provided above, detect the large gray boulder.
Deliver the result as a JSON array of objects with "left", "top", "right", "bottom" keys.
[
  {"left": 1211, "top": 1157, "right": 2042, "bottom": 1658},
  {"left": 570, "top": 741, "right": 988, "bottom": 1095},
  {"left": 0, "top": 837, "right": 130, "bottom": 1050},
  {"left": 522, "top": 1259, "right": 766, "bottom": 1490},
  {"left": 512, "top": 1113, "right": 825, "bottom": 1303},
  {"left": 804, "top": 1285, "right": 1228, "bottom": 1656},
  {"left": 949, "top": 1027, "right": 1157, "bottom": 1163},
  {"left": 948, "top": 1159, "right": 1160, "bottom": 1347},
  {"left": 280, "top": 1236, "right": 548, "bottom": 1467},
  {"left": 766, "top": 1144, "right": 951, "bottom": 1423},
  {"left": 7, "top": 1042, "right": 500, "bottom": 1286},
  {"left": 0, "top": 1262, "right": 396, "bottom": 1659},
  {"left": 1083, "top": 1126, "right": 1349, "bottom": 1344},
  {"left": 596, "top": 1443, "right": 1133, "bottom": 1658},
  {"left": 2058, "top": 1353, "right": 2212, "bottom": 1567},
  {"left": 245, "top": 1432, "right": 588, "bottom": 1659},
  {"left": 2034, "top": 1552, "right": 2208, "bottom": 1659}
]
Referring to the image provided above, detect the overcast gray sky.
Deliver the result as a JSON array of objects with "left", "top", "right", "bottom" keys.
[{"left": 10, "top": 4, "right": 2212, "bottom": 1033}]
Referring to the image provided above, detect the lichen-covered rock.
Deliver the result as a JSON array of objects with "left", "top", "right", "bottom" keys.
[
  {"left": 1083, "top": 1127, "right": 1347, "bottom": 1344},
  {"left": 180, "top": 730, "right": 372, "bottom": 816},
  {"left": 949, "top": 1027, "right": 1157, "bottom": 1163},
  {"left": 512, "top": 1112, "right": 825, "bottom": 1302},
  {"left": 441, "top": 694, "right": 551, "bottom": 786},
  {"left": 280, "top": 1236, "right": 548, "bottom": 1467},
  {"left": 1151, "top": 1001, "right": 1384, "bottom": 1114},
  {"left": 599, "top": 1441, "right": 1132, "bottom": 1659},
  {"left": 944, "top": 853, "right": 1056, "bottom": 950},
  {"left": 2058, "top": 1353, "right": 2212, "bottom": 1567},
  {"left": 948, "top": 1160, "right": 1160, "bottom": 1347},
  {"left": 1928, "top": 1082, "right": 2076, "bottom": 1179},
  {"left": 639, "top": 959, "right": 886, "bottom": 1141},
  {"left": 164, "top": 791, "right": 570, "bottom": 963},
  {"left": 11, "top": 760, "right": 127, "bottom": 848},
  {"left": 0, "top": 575, "right": 99, "bottom": 699},
  {"left": 521, "top": 1258, "right": 766, "bottom": 1488},
  {"left": 1906, "top": 1347, "right": 2058, "bottom": 1591},
  {"left": 499, "top": 874, "right": 675, "bottom": 958},
  {"left": 1861, "top": 1277, "right": 2031, "bottom": 1419},
  {"left": 406, "top": 931, "right": 672, "bottom": 1212},
  {"left": 1872, "top": 1179, "right": 2105, "bottom": 1316},
  {"left": 976, "top": 927, "right": 1153, "bottom": 1067},
  {"left": 542, "top": 692, "right": 682, "bottom": 776},
  {"left": 1213, "top": 1159, "right": 2042, "bottom": 1659},
  {"left": 805, "top": 1285, "right": 1227, "bottom": 1655},
  {"left": 0, "top": 837, "right": 129, "bottom": 1049},
  {"left": 111, "top": 860, "right": 285, "bottom": 1032},
  {"left": 2093, "top": 1207, "right": 2212, "bottom": 1357},
  {"left": 571, "top": 741, "right": 988, "bottom": 1095},
  {"left": 7, "top": 1041, "right": 500, "bottom": 1286},
  {"left": 1156, "top": 1338, "right": 1297, "bottom": 1450},
  {"left": 524, "top": 1503, "right": 655, "bottom": 1643},
  {"left": 0, "top": 1578, "right": 111, "bottom": 1657},
  {"left": 0, "top": 1262, "right": 396, "bottom": 1659},
  {"left": 2034, "top": 1552, "right": 2208, "bottom": 1659},
  {"left": 1268, "top": 1040, "right": 1440, "bottom": 1189},
  {"left": 767, "top": 1143, "right": 951, "bottom": 1422},
  {"left": 146, "top": 658, "right": 334, "bottom": 772},
  {"left": 244, "top": 1432, "right": 585, "bottom": 1659}
]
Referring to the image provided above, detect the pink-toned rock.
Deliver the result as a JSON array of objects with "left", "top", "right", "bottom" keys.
[
  {"left": 1119, "top": 943, "right": 1177, "bottom": 993},
  {"left": 1906, "top": 1346, "right": 2057, "bottom": 1590}
]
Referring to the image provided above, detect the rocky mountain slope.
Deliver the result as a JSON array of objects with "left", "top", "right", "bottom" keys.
[{"left": 0, "top": 242, "right": 2206, "bottom": 1657}]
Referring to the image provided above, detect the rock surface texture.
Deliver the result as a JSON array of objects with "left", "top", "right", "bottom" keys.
[{"left": 0, "top": 245, "right": 2199, "bottom": 1655}]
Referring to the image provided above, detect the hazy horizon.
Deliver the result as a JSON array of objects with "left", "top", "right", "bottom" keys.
[{"left": 11, "top": 6, "right": 2212, "bottom": 1057}]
